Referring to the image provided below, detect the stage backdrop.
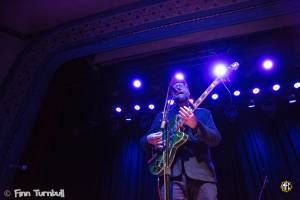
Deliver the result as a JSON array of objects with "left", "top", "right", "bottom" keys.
[
  {"left": 12, "top": 59, "right": 300, "bottom": 200},
  {"left": 106, "top": 105, "right": 300, "bottom": 200}
]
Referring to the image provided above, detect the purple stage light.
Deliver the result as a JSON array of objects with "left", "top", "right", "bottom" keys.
[
  {"left": 213, "top": 64, "right": 227, "bottom": 77},
  {"left": 263, "top": 60, "right": 273, "bottom": 70},
  {"left": 115, "top": 107, "right": 122, "bottom": 113},
  {"left": 233, "top": 90, "right": 241, "bottom": 96},
  {"left": 175, "top": 73, "right": 184, "bottom": 81},
  {"left": 211, "top": 93, "right": 219, "bottom": 100},
  {"left": 148, "top": 104, "right": 155, "bottom": 110},
  {"left": 272, "top": 84, "right": 280, "bottom": 91},
  {"left": 134, "top": 105, "right": 140, "bottom": 111},
  {"left": 294, "top": 82, "right": 300, "bottom": 89},
  {"left": 133, "top": 79, "right": 142, "bottom": 88},
  {"left": 252, "top": 88, "right": 260, "bottom": 94}
]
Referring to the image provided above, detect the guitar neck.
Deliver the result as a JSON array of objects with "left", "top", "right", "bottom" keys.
[
  {"left": 172, "top": 62, "right": 239, "bottom": 131},
  {"left": 192, "top": 78, "right": 221, "bottom": 111},
  {"left": 173, "top": 78, "right": 221, "bottom": 131}
]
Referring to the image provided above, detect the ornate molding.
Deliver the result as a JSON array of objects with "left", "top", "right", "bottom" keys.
[{"left": 0, "top": 0, "right": 248, "bottom": 135}]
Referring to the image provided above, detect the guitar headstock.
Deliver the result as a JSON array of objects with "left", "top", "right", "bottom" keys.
[
  {"left": 219, "top": 62, "right": 239, "bottom": 82},
  {"left": 229, "top": 62, "right": 239, "bottom": 71},
  {"left": 192, "top": 62, "right": 239, "bottom": 110}
]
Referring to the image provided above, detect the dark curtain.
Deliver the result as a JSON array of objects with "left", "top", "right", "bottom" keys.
[
  {"left": 107, "top": 104, "right": 300, "bottom": 200},
  {"left": 212, "top": 104, "right": 300, "bottom": 200},
  {"left": 108, "top": 131, "right": 157, "bottom": 200}
]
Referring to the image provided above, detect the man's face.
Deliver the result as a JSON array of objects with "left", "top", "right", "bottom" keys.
[{"left": 171, "top": 82, "right": 190, "bottom": 104}]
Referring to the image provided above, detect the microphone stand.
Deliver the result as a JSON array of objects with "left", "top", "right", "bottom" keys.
[
  {"left": 160, "top": 86, "right": 172, "bottom": 200},
  {"left": 258, "top": 175, "right": 268, "bottom": 200}
]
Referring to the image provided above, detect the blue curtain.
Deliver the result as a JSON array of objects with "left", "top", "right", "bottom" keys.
[{"left": 108, "top": 106, "right": 300, "bottom": 200}]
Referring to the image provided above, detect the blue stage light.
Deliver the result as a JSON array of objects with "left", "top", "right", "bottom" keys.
[
  {"left": 115, "top": 107, "right": 122, "bottom": 113},
  {"left": 252, "top": 88, "right": 260, "bottom": 94},
  {"left": 134, "top": 105, "right": 141, "bottom": 111},
  {"left": 132, "top": 79, "right": 142, "bottom": 88},
  {"left": 294, "top": 82, "right": 300, "bottom": 89},
  {"left": 233, "top": 90, "right": 241, "bottom": 96},
  {"left": 211, "top": 93, "right": 219, "bottom": 100},
  {"left": 272, "top": 84, "right": 280, "bottom": 91},
  {"left": 148, "top": 104, "right": 155, "bottom": 110},
  {"left": 263, "top": 59, "right": 273, "bottom": 70}
]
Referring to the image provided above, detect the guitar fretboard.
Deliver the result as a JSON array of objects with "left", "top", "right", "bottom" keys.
[
  {"left": 192, "top": 79, "right": 221, "bottom": 111},
  {"left": 173, "top": 78, "right": 221, "bottom": 131},
  {"left": 172, "top": 62, "right": 239, "bottom": 132}
]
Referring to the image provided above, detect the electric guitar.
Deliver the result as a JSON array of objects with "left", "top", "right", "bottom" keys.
[{"left": 148, "top": 62, "right": 239, "bottom": 176}]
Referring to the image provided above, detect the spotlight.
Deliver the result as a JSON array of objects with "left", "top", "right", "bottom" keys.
[
  {"left": 211, "top": 93, "right": 219, "bottom": 100},
  {"left": 134, "top": 105, "right": 141, "bottom": 111},
  {"left": 272, "top": 84, "right": 280, "bottom": 91},
  {"left": 189, "top": 99, "right": 194, "bottom": 104},
  {"left": 233, "top": 90, "right": 241, "bottom": 96},
  {"left": 288, "top": 94, "right": 297, "bottom": 104},
  {"left": 213, "top": 64, "right": 227, "bottom": 77},
  {"left": 263, "top": 59, "right": 273, "bottom": 70},
  {"left": 175, "top": 73, "right": 184, "bottom": 81},
  {"left": 115, "top": 107, "right": 122, "bottom": 113},
  {"left": 252, "top": 88, "right": 260, "bottom": 94},
  {"left": 248, "top": 99, "right": 255, "bottom": 108},
  {"left": 294, "top": 82, "right": 300, "bottom": 89},
  {"left": 148, "top": 104, "right": 155, "bottom": 110},
  {"left": 132, "top": 79, "right": 142, "bottom": 88}
]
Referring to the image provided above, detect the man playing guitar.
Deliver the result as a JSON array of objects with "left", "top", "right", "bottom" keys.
[{"left": 140, "top": 76, "right": 221, "bottom": 200}]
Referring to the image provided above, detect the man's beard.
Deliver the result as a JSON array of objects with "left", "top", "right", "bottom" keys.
[{"left": 174, "top": 94, "right": 189, "bottom": 105}]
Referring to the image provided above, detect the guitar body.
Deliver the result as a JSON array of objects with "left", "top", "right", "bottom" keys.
[{"left": 148, "top": 130, "right": 188, "bottom": 176}]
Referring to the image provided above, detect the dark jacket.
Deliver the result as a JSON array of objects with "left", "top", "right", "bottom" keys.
[{"left": 140, "top": 106, "right": 221, "bottom": 182}]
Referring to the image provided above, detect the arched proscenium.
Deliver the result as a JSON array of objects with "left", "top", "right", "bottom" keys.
[{"left": 0, "top": 0, "right": 299, "bottom": 188}]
